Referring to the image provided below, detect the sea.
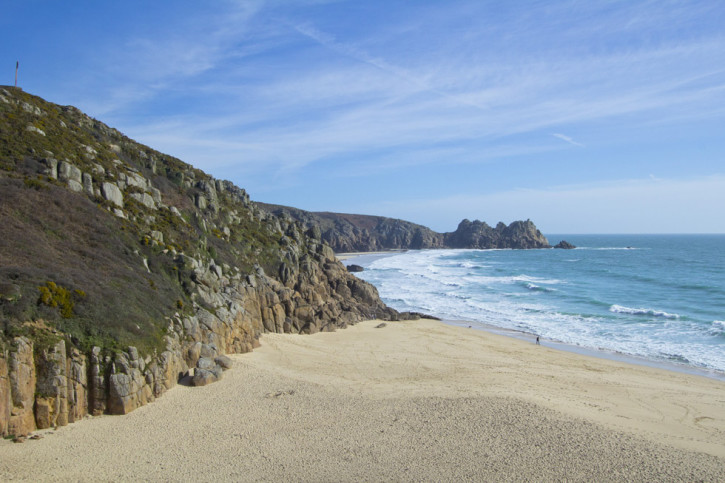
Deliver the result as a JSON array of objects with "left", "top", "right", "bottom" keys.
[{"left": 347, "top": 235, "right": 725, "bottom": 378}]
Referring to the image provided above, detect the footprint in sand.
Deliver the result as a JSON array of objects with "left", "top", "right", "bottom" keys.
[{"left": 265, "top": 390, "right": 296, "bottom": 398}]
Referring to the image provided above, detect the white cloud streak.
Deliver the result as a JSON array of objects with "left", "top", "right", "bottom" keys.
[
  {"left": 77, "top": 2, "right": 269, "bottom": 116},
  {"left": 292, "top": 22, "right": 492, "bottom": 112},
  {"left": 552, "top": 133, "right": 584, "bottom": 147}
]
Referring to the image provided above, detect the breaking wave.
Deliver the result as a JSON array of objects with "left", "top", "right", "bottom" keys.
[
  {"left": 352, "top": 236, "right": 725, "bottom": 373},
  {"left": 609, "top": 304, "right": 680, "bottom": 319},
  {"left": 710, "top": 321, "right": 725, "bottom": 336}
]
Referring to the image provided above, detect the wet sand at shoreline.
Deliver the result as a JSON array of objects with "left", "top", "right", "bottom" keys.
[{"left": 1, "top": 318, "right": 724, "bottom": 481}]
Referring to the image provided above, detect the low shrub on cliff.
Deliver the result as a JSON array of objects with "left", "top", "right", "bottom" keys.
[{"left": 37, "top": 281, "right": 84, "bottom": 318}]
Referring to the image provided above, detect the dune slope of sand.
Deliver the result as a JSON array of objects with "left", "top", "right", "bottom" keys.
[{"left": 1, "top": 319, "right": 724, "bottom": 481}]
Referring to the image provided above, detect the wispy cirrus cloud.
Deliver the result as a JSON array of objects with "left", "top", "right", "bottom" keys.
[
  {"left": 292, "top": 22, "right": 492, "bottom": 112},
  {"left": 552, "top": 133, "right": 584, "bottom": 147},
  {"left": 76, "top": 2, "right": 270, "bottom": 116},
  {"left": 168, "top": 14, "right": 724, "bottom": 174}
]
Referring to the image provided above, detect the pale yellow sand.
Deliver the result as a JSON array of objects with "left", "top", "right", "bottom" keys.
[{"left": 2, "top": 319, "right": 724, "bottom": 481}]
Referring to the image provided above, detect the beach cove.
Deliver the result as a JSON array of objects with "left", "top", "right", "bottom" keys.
[{"left": 1, "top": 318, "right": 724, "bottom": 481}]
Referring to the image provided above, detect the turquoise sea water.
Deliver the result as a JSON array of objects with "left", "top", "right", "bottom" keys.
[{"left": 350, "top": 235, "right": 725, "bottom": 375}]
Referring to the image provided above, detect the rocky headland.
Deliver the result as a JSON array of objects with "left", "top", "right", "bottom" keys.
[
  {"left": 258, "top": 204, "right": 552, "bottom": 252},
  {"left": 0, "top": 87, "right": 413, "bottom": 438}
]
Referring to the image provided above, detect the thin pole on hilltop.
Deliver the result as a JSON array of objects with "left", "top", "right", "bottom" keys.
[{"left": 15, "top": 61, "right": 18, "bottom": 87}]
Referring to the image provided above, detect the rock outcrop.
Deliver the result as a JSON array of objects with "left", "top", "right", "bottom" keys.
[
  {"left": 6, "top": 338, "right": 36, "bottom": 436},
  {"left": 554, "top": 240, "right": 576, "bottom": 249},
  {"left": 444, "top": 219, "right": 550, "bottom": 249},
  {"left": 0, "top": 86, "right": 408, "bottom": 437}
]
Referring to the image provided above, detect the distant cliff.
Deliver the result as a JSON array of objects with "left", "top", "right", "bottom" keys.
[{"left": 258, "top": 204, "right": 551, "bottom": 252}]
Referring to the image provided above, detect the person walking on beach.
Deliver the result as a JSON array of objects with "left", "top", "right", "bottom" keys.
[{"left": 536, "top": 335, "right": 540, "bottom": 345}]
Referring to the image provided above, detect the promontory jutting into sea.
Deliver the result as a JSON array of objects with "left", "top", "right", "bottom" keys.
[{"left": 346, "top": 235, "right": 725, "bottom": 376}]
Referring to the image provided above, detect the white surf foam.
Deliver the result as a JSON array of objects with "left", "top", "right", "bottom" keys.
[
  {"left": 356, "top": 248, "right": 725, "bottom": 372},
  {"left": 710, "top": 321, "right": 725, "bottom": 335},
  {"left": 609, "top": 304, "right": 680, "bottom": 319}
]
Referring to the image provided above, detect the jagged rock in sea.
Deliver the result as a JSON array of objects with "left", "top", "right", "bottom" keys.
[
  {"left": 347, "top": 264, "right": 364, "bottom": 273},
  {"left": 554, "top": 240, "right": 576, "bottom": 249},
  {"left": 0, "top": 86, "right": 413, "bottom": 437}
]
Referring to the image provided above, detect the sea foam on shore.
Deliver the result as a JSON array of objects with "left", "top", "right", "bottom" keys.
[{"left": 350, "top": 234, "right": 725, "bottom": 374}]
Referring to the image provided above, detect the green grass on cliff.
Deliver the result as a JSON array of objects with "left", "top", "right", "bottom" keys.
[{"left": 0, "top": 178, "right": 179, "bottom": 354}]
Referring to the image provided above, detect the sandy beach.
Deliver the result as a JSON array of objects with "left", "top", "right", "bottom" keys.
[{"left": 1, "top": 318, "right": 724, "bottom": 481}]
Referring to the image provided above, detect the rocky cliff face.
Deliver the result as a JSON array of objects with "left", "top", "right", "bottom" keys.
[
  {"left": 257, "top": 205, "right": 447, "bottom": 252},
  {"left": 0, "top": 87, "right": 406, "bottom": 437},
  {"left": 259, "top": 205, "right": 551, "bottom": 252}
]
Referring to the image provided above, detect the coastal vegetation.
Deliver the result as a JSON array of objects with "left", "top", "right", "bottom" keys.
[{"left": 0, "top": 87, "right": 401, "bottom": 437}]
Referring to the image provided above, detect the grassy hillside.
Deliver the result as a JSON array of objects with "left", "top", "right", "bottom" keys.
[{"left": 0, "top": 87, "right": 295, "bottom": 354}]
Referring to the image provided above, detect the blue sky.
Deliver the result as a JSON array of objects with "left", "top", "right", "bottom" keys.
[{"left": 2, "top": 1, "right": 725, "bottom": 233}]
